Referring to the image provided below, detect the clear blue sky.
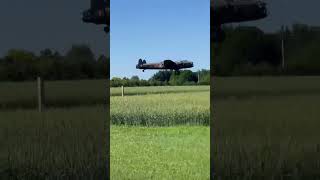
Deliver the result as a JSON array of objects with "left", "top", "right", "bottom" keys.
[{"left": 110, "top": 0, "right": 210, "bottom": 79}]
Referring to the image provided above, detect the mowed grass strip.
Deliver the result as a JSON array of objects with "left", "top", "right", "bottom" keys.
[
  {"left": 111, "top": 85, "right": 209, "bottom": 96},
  {"left": 0, "top": 80, "right": 208, "bottom": 109},
  {"left": 213, "top": 76, "right": 320, "bottom": 99},
  {"left": 111, "top": 126, "right": 210, "bottom": 180},
  {"left": 213, "top": 77, "right": 320, "bottom": 179},
  {"left": 0, "top": 80, "right": 109, "bottom": 109},
  {"left": 111, "top": 91, "right": 210, "bottom": 126},
  {"left": 0, "top": 106, "right": 107, "bottom": 179}
]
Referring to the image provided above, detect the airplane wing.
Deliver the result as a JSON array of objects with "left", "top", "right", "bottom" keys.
[
  {"left": 211, "top": 0, "right": 267, "bottom": 42},
  {"left": 163, "top": 60, "right": 178, "bottom": 70}
]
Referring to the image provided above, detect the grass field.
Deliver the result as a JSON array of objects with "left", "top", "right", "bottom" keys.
[
  {"left": 110, "top": 86, "right": 210, "bottom": 179},
  {"left": 213, "top": 76, "right": 320, "bottom": 179},
  {"left": 0, "top": 106, "right": 108, "bottom": 179},
  {"left": 111, "top": 126, "right": 210, "bottom": 179},
  {"left": 111, "top": 85, "right": 209, "bottom": 96},
  {"left": 0, "top": 80, "right": 108, "bottom": 109},
  {"left": 1, "top": 82, "right": 209, "bottom": 179},
  {"left": 1, "top": 80, "right": 110, "bottom": 179},
  {"left": 5, "top": 76, "right": 320, "bottom": 179},
  {"left": 0, "top": 80, "right": 208, "bottom": 109},
  {"left": 111, "top": 91, "right": 209, "bottom": 126}
]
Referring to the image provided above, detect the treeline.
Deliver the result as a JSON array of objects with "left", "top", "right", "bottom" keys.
[
  {"left": 0, "top": 45, "right": 109, "bottom": 81},
  {"left": 213, "top": 24, "right": 320, "bottom": 76},
  {"left": 111, "top": 69, "right": 210, "bottom": 87}
]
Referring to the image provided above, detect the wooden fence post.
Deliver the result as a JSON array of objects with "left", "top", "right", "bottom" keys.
[
  {"left": 122, "top": 86, "right": 124, "bottom": 97},
  {"left": 37, "top": 77, "right": 45, "bottom": 112}
]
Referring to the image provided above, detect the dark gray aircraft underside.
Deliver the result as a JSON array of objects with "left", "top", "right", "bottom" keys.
[
  {"left": 212, "top": 0, "right": 268, "bottom": 42},
  {"left": 82, "top": 0, "right": 110, "bottom": 33},
  {"left": 136, "top": 59, "right": 194, "bottom": 72}
]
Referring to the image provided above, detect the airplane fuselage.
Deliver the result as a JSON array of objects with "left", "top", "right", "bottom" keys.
[
  {"left": 136, "top": 60, "right": 193, "bottom": 71},
  {"left": 82, "top": 0, "right": 110, "bottom": 33},
  {"left": 212, "top": 0, "right": 268, "bottom": 42},
  {"left": 212, "top": 0, "right": 267, "bottom": 26}
]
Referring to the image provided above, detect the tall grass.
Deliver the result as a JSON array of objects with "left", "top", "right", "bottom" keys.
[
  {"left": 111, "top": 91, "right": 210, "bottom": 126},
  {"left": 213, "top": 77, "right": 320, "bottom": 179},
  {"left": 111, "top": 85, "right": 209, "bottom": 96},
  {"left": 0, "top": 106, "right": 108, "bottom": 179},
  {"left": 0, "top": 80, "right": 108, "bottom": 109},
  {"left": 111, "top": 86, "right": 210, "bottom": 179},
  {"left": 0, "top": 80, "right": 208, "bottom": 109}
]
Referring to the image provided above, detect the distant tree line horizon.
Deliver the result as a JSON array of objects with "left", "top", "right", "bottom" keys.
[
  {"left": 213, "top": 23, "right": 320, "bottom": 76},
  {"left": 0, "top": 45, "right": 109, "bottom": 81},
  {"left": 2, "top": 23, "right": 320, "bottom": 83},
  {"left": 110, "top": 69, "right": 210, "bottom": 87}
]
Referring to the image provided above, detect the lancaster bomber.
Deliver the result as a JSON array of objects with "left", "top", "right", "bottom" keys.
[
  {"left": 212, "top": 0, "right": 268, "bottom": 42},
  {"left": 82, "top": 0, "right": 110, "bottom": 33},
  {"left": 136, "top": 59, "right": 194, "bottom": 72}
]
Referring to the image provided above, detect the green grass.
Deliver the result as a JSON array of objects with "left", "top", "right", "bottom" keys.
[
  {"left": 213, "top": 76, "right": 320, "bottom": 179},
  {"left": 213, "top": 76, "right": 320, "bottom": 99},
  {"left": 111, "top": 86, "right": 210, "bottom": 179},
  {"left": 0, "top": 80, "right": 108, "bottom": 109},
  {"left": 111, "top": 126, "right": 210, "bottom": 180},
  {"left": 1, "top": 83, "right": 209, "bottom": 179},
  {"left": 111, "top": 85, "right": 209, "bottom": 96},
  {"left": 4, "top": 77, "right": 320, "bottom": 179},
  {"left": 0, "top": 80, "right": 208, "bottom": 109},
  {"left": 0, "top": 106, "right": 108, "bottom": 179}
]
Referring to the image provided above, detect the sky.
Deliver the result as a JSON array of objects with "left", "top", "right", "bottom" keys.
[
  {"left": 0, "top": 0, "right": 108, "bottom": 57},
  {"left": 110, "top": 0, "right": 210, "bottom": 79},
  {"left": 1, "top": 0, "right": 320, "bottom": 79}
]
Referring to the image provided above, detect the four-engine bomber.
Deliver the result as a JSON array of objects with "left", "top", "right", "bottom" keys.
[{"left": 136, "top": 59, "right": 194, "bottom": 72}]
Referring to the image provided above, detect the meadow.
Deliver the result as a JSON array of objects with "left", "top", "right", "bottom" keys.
[
  {"left": 1, "top": 81, "right": 209, "bottom": 179},
  {"left": 111, "top": 91, "right": 209, "bottom": 126},
  {"left": 111, "top": 85, "right": 209, "bottom": 96},
  {"left": 0, "top": 80, "right": 208, "bottom": 108},
  {"left": 0, "top": 80, "right": 108, "bottom": 109},
  {"left": 212, "top": 76, "right": 320, "bottom": 179},
  {"left": 0, "top": 106, "right": 108, "bottom": 179},
  {"left": 6, "top": 76, "right": 320, "bottom": 179},
  {"left": 0, "top": 80, "right": 110, "bottom": 179},
  {"left": 111, "top": 126, "right": 210, "bottom": 180},
  {"left": 110, "top": 86, "right": 210, "bottom": 179}
]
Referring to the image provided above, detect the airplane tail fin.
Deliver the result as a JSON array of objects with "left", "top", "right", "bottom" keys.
[{"left": 138, "top": 59, "right": 146, "bottom": 65}]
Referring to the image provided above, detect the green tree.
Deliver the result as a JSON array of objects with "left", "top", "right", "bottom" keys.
[{"left": 64, "top": 44, "right": 96, "bottom": 79}]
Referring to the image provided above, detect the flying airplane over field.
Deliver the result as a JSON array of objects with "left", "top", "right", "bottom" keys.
[
  {"left": 212, "top": 0, "right": 268, "bottom": 42},
  {"left": 82, "top": 0, "right": 110, "bottom": 33},
  {"left": 136, "top": 59, "right": 194, "bottom": 72}
]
